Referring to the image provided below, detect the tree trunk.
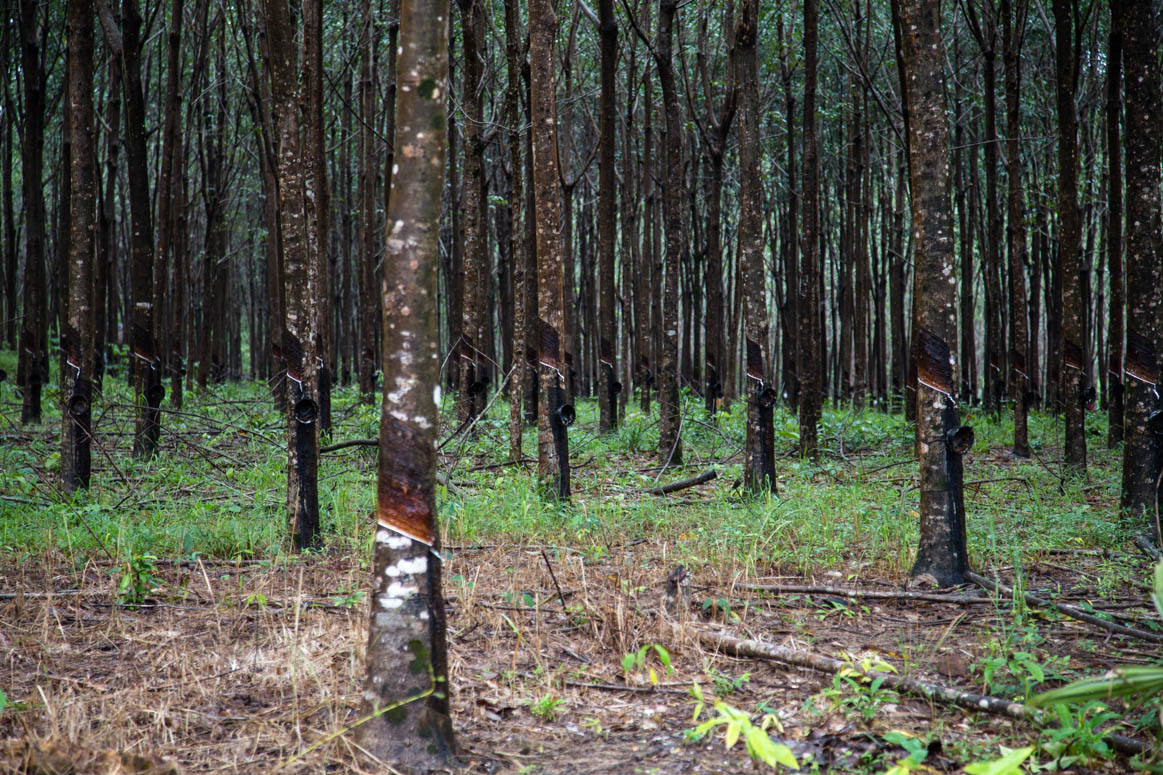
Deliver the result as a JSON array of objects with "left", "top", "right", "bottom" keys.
[
  {"left": 655, "top": 0, "right": 683, "bottom": 466},
  {"left": 17, "top": 0, "right": 48, "bottom": 425},
  {"left": 737, "top": 0, "right": 772, "bottom": 493},
  {"left": 263, "top": 0, "right": 322, "bottom": 550},
  {"left": 531, "top": 0, "right": 571, "bottom": 499},
  {"left": 1003, "top": 0, "right": 1030, "bottom": 457},
  {"left": 62, "top": 0, "right": 97, "bottom": 494},
  {"left": 597, "top": 0, "right": 618, "bottom": 432},
  {"left": 157, "top": 0, "right": 185, "bottom": 410},
  {"left": 457, "top": 0, "right": 486, "bottom": 426},
  {"left": 504, "top": 0, "right": 526, "bottom": 462},
  {"left": 356, "top": 0, "right": 456, "bottom": 761},
  {"left": 897, "top": 0, "right": 970, "bottom": 587},
  {"left": 1115, "top": 0, "right": 1161, "bottom": 527},
  {"left": 1053, "top": 0, "right": 1086, "bottom": 474},
  {"left": 798, "top": 0, "right": 822, "bottom": 456},
  {"left": 1105, "top": 7, "right": 1124, "bottom": 449}
]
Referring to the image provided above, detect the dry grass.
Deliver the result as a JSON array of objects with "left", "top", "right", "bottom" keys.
[{"left": 2, "top": 538, "right": 1154, "bottom": 774}]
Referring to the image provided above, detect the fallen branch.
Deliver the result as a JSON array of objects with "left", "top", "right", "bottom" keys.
[
  {"left": 319, "top": 438, "right": 377, "bottom": 454},
  {"left": 647, "top": 469, "right": 718, "bottom": 496},
  {"left": 691, "top": 626, "right": 1147, "bottom": 758},
  {"left": 736, "top": 583, "right": 991, "bottom": 606},
  {"left": 967, "top": 570, "right": 1163, "bottom": 645}
]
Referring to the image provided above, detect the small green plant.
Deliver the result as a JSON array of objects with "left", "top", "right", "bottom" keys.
[
  {"left": 687, "top": 683, "right": 799, "bottom": 771},
  {"left": 528, "top": 693, "right": 565, "bottom": 721},
  {"left": 112, "top": 553, "right": 162, "bottom": 608},
  {"left": 622, "top": 643, "right": 673, "bottom": 686},
  {"left": 876, "top": 731, "right": 929, "bottom": 774},
  {"left": 814, "top": 654, "right": 898, "bottom": 724},
  {"left": 963, "top": 745, "right": 1035, "bottom": 775},
  {"left": 978, "top": 650, "right": 1046, "bottom": 699},
  {"left": 708, "top": 667, "right": 751, "bottom": 698},
  {"left": 329, "top": 587, "right": 366, "bottom": 609},
  {"left": 245, "top": 591, "right": 268, "bottom": 608}
]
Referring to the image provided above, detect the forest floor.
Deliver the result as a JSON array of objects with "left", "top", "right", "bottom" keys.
[{"left": 1, "top": 355, "right": 1161, "bottom": 774}]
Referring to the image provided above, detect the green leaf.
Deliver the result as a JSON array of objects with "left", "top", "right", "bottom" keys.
[{"left": 963, "top": 745, "right": 1035, "bottom": 775}]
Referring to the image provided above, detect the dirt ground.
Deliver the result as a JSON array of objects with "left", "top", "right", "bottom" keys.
[{"left": 2, "top": 538, "right": 1157, "bottom": 774}]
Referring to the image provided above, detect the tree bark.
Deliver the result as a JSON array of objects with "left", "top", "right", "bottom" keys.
[
  {"left": 62, "top": 0, "right": 97, "bottom": 494},
  {"left": 737, "top": 0, "right": 772, "bottom": 493},
  {"left": 263, "top": 0, "right": 322, "bottom": 550},
  {"left": 1115, "top": 0, "right": 1161, "bottom": 527},
  {"left": 17, "top": 0, "right": 48, "bottom": 425},
  {"left": 356, "top": 0, "right": 456, "bottom": 761},
  {"left": 457, "top": 0, "right": 487, "bottom": 426},
  {"left": 356, "top": 0, "right": 377, "bottom": 403},
  {"left": 504, "top": 0, "right": 526, "bottom": 462},
  {"left": 1053, "top": 0, "right": 1086, "bottom": 474},
  {"left": 798, "top": 0, "right": 822, "bottom": 456},
  {"left": 897, "top": 0, "right": 970, "bottom": 586},
  {"left": 1003, "top": 0, "right": 1030, "bottom": 457},
  {"left": 1105, "top": 6, "right": 1124, "bottom": 449},
  {"left": 531, "top": 0, "right": 571, "bottom": 499},
  {"left": 597, "top": 0, "right": 618, "bottom": 432},
  {"left": 655, "top": 0, "right": 683, "bottom": 466}
]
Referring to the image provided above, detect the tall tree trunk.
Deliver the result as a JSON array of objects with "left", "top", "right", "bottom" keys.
[
  {"left": 264, "top": 0, "right": 322, "bottom": 550},
  {"left": 18, "top": 0, "right": 47, "bottom": 425},
  {"left": 897, "top": 0, "right": 970, "bottom": 587},
  {"left": 356, "top": 0, "right": 456, "bottom": 760},
  {"left": 63, "top": 0, "right": 97, "bottom": 494},
  {"left": 457, "top": 0, "right": 487, "bottom": 425},
  {"left": 97, "top": 0, "right": 161, "bottom": 457},
  {"left": 654, "top": 0, "right": 683, "bottom": 466},
  {"left": 779, "top": 15, "right": 798, "bottom": 408},
  {"left": 357, "top": 0, "right": 377, "bottom": 403},
  {"left": 1053, "top": 0, "right": 1086, "bottom": 473},
  {"left": 1105, "top": 7, "right": 1124, "bottom": 449},
  {"left": 798, "top": 0, "right": 822, "bottom": 456},
  {"left": 505, "top": 0, "right": 527, "bottom": 461},
  {"left": 597, "top": 0, "right": 618, "bottom": 432},
  {"left": 1003, "top": 0, "right": 1030, "bottom": 457},
  {"left": 304, "top": 0, "right": 331, "bottom": 433},
  {"left": 738, "top": 0, "right": 773, "bottom": 493},
  {"left": 1115, "top": 0, "right": 1161, "bottom": 528},
  {"left": 531, "top": 0, "right": 571, "bottom": 499},
  {"left": 158, "top": 0, "right": 185, "bottom": 410}
]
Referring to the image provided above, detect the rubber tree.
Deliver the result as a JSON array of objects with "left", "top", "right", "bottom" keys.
[
  {"left": 531, "top": 0, "right": 572, "bottom": 499},
  {"left": 798, "top": 0, "right": 822, "bottom": 458},
  {"left": 896, "top": 0, "right": 971, "bottom": 586},
  {"left": 597, "top": 0, "right": 619, "bottom": 432},
  {"left": 738, "top": 0, "right": 774, "bottom": 494},
  {"left": 262, "top": 0, "right": 324, "bottom": 550},
  {"left": 1002, "top": 0, "right": 1031, "bottom": 457},
  {"left": 1115, "top": 0, "right": 1161, "bottom": 530},
  {"left": 17, "top": 0, "right": 48, "bottom": 426},
  {"left": 1052, "top": 0, "right": 1087, "bottom": 474},
  {"left": 63, "top": 0, "right": 97, "bottom": 494},
  {"left": 654, "top": 0, "right": 683, "bottom": 467},
  {"left": 355, "top": 0, "right": 456, "bottom": 763}
]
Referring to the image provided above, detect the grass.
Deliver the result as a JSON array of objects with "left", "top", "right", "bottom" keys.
[{"left": 0, "top": 348, "right": 1140, "bottom": 586}]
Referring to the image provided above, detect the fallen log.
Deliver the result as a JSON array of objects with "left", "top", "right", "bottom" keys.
[
  {"left": 647, "top": 469, "right": 718, "bottom": 496},
  {"left": 967, "top": 570, "right": 1163, "bottom": 645},
  {"left": 690, "top": 626, "right": 1147, "bottom": 758}
]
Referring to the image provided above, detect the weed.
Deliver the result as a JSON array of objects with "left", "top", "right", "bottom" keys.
[
  {"left": 812, "top": 654, "right": 897, "bottom": 724},
  {"left": 622, "top": 643, "right": 673, "bottom": 686},
  {"left": 686, "top": 683, "right": 799, "bottom": 770},
  {"left": 112, "top": 553, "right": 163, "bottom": 608},
  {"left": 528, "top": 694, "right": 565, "bottom": 722}
]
